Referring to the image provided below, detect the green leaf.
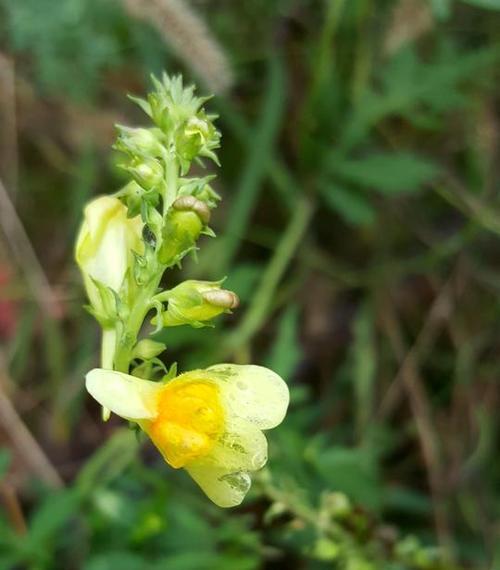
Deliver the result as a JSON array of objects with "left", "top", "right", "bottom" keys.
[
  {"left": 331, "top": 152, "right": 439, "bottom": 194},
  {"left": 212, "top": 56, "right": 286, "bottom": 275},
  {"left": 84, "top": 552, "right": 148, "bottom": 570},
  {"left": 320, "top": 182, "right": 376, "bottom": 225},
  {"left": 461, "top": 0, "right": 500, "bottom": 8},
  {"left": 152, "top": 553, "right": 221, "bottom": 570},
  {"left": 351, "top": 303, "right": 376, "bottom": 438},
  {"left": 224, "top": 263, "right": 263, "bottom": 304},
  {"left": 341, "top": 45, "right": 500, "bottom": 149},
  {"left": 0, "top": 449, "right": 11, "bottom": 481},
  {"left": 76, "top": 429, "right": 138, "bottom": 496},
  {"left": 429, "top": 0, "right": 454, "bottom": 19},
  {"left": 266, "top": 305, "right": 303, "bottom": 378},
  {"left": 314, "top": 447, "right": 381, "bottom": 511},
  {"left": 384, "top": 486, "right": 432, "bottom": 515},
  {"left": 27, "top": 489, "right": 79, "bottom": 549}
]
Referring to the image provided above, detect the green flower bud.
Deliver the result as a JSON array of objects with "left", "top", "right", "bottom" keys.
[
  {"left": 156, "top": 280, "right": 239, "bottom": 328},
  {"left": 177, "top": 177, "right": 221, "bottom": 209},
  {"left": 172, "top": 195, "right": 211, "bottom": 224},
  {"left": 158, "top": 197, "right": 210, "bottom": 266},
  {"left": 115, "top": 126, "right": 164, "bottom": 157},
  {"left": 125, "top": 157, "right": 164, "bottom": 191},
  {"left": 118, "top": 181, "right": 159, "bottom": 219},
  {"left": 195, "top": 183, "right": 221, "bottom": 208},
  {"left": 176, "top": 114, "right": 220, "bottom": 169}
]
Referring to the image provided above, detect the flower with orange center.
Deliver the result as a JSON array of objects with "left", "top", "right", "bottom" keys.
[
  {"left": 86, "top": 364, "right": 289, "bottom": 507},
  {"left": 146, "top": 379, "right": 224, "bottom": 468}
]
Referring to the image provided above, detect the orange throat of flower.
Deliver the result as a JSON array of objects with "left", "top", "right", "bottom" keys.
[{"left": 145, "top": 379, "right": 224, "bottom": 469}]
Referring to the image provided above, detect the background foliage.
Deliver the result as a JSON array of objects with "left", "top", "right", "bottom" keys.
[{"left": 0, "top": 0, "right": 499, "bottom": 568}]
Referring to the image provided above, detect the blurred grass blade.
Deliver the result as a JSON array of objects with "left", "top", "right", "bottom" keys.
[
  {"left": 27, "top": 489, "right": 79, "bottom": 551},
  {"left": 266, "top": 305, "right": 303, "bottom": 379},
  {"left": 351, "top": 302, "right": 376, "bottom": 439},
  {"left": 0, "top": 449, "right": 11, "bottom": 481},
  {"left": 76, "top": 429, "right": 138, "bottom": 496},
  {"left": 212, "top": 56, "right": 286, "bottom": 276},
  {"left": 461, "top": 0, "right": 500, "bottom": 9},
  {"left": 7, "top": 303, "right": 37, "bottom": 381},
  {"left": 430, "top": 0, "right": 454, "bottom": 19}
]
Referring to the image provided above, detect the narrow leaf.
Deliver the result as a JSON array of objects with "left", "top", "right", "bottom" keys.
[
  {"left": 331, "top": 152, "right": 439, "bottom": 194},
  {"left": 320, "top": 182, "right": 376, "bottom": 225}
]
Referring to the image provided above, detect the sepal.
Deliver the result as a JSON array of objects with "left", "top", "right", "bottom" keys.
[{"left": 132, "top": 339, "right": 166, "bottom": 360}]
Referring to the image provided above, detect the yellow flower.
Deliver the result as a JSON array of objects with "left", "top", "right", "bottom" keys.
[
  {"left": 75, "top": 196, "right": 143, "bottom": 315},
  {"left": 85, "top": 364, "right": 289, "bottom": 507}
]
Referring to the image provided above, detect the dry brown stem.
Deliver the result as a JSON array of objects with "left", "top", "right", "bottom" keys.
[
  {"left": 378, "top": 278, "right": 456, "bottom": 554},
  {"left": 0, "top": 54, "right": 18, "bottom": 198},
  {"left": 0, "top": 177, "right": 59, "bottom": 318},
  {"left": 0, "top": 352, "right": 63, "bottom": 489}
]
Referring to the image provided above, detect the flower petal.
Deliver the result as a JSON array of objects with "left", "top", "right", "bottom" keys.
[
  {"left": 75, "top": 196, "right": 143, "bottom": 295},
  {"left": 85, "top": 368, "right": 160, "bottom": 420},
  {"left": 208, "top": 416, "right": 268, "bottom": 472},
  {"left": 207, "top": 364, "right": 289, "bottom": 429},
  {"left": 186, "top": 463, "right": 251, "bottom": 508}
]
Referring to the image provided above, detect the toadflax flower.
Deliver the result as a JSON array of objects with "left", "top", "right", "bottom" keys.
[
  {"left": 86, "top": 364, "right": 289, "bottom": 507},
  {"left": 75, "top": 196, "right": 143, "bottom": 317}
]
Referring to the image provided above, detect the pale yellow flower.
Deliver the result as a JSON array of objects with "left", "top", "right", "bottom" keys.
[
  {"left": 75, "top": 196, "right": 143, "bottom": 314},
  {"left": 86, "top": 364, "right": 289, "bottom": 507}
]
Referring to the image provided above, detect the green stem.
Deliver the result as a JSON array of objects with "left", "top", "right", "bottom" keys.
[
  {"left": 221, "top": 196, "right": 314, "bottom": 357},
  {"left": 100, "top": 328, "right": 117, "bottom": 420},
  {"left": 113, "top": 278, "right": 162, "bottom": 374},
  {"left": 163, "top": 155, "right": 178, "bottom": 215},
  {"left": 112, "top": 154, "right": 180, "bottom": 375},
  {"left": 100, "top": 329, "right": 116, "bottom": 369}
]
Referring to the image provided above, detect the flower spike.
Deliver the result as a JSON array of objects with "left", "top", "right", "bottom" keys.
[{"left": 76, "top": 73, "right": 289, "bottom": 507}]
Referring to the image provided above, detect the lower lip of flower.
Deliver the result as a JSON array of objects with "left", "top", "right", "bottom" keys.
[{"left": 146, "top": 379, "right": 224, "bottom": 468}]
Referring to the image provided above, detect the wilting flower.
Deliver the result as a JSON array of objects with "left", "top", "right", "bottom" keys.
[
  {"left": 75, "top": 196, "right": 143, "bottom": 318},
  {"left": 86, "top": 364, "right": 289, "bottom": 507}
]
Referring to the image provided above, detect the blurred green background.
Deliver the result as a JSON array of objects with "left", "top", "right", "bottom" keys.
[{"left": 0, "top": 0, "right": 499, "bottom": 568}]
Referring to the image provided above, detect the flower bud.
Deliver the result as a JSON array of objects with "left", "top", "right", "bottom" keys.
[
  {"left": 176, "top": 115, "right": 220, "bottom": 167},
  {"left": 126, "top": 157, "right": 164, "bottom": 190},
  {"left": 75, "top": 196, "right": 143, "bottom": 320},
  {"left": 158, "top": 197, "right": 210, "bottom": 266},
  {"left": 173, "top": 196, "right": 211, "bottom": 224},
  {"left": 156, "top": 280, "right": 239, "bottom": 327},
  {"left": 115, "top": 126, "right": 164, "bottom": 157}
]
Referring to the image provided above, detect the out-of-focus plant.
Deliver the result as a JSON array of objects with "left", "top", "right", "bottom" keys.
[{"left": 75, "top": 75, "right": 289, "bottom": 507}]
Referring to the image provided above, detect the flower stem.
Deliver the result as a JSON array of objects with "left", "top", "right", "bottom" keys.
[
  {"left": 163, "top": 155, "right": 178, "bottom": 215},
  {"left": 112, "top": 278, "right": 162, "bottom": 374},
  {"left": 100, "top": 329, "right": 117, "bottom": 369},
  {"left": 100, "top": 328, "right": 117, "bottom": 420}
]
